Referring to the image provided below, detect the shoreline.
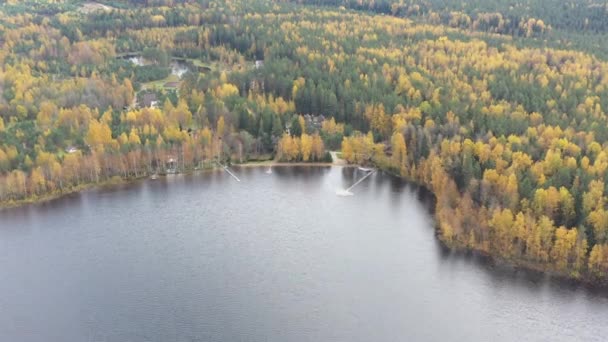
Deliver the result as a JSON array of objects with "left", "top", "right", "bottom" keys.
[
  {"left": 353, "top": 158, "right": 608, "bottom": 289},
  {"left": 2, "top": 161, "right": 607, "bottom": 288},
  {"left": 376, "top": 165, "right": 608, "bottom": 289},
  {"left": 0, "top": 160, "right": 608, "bottom": 291},
  {"left": 0, "top": 160, "right": 352, "bottom": 210},
  {"left": 234, "top": 161, "right": 354, "bottom": 168},
  {"left": 441, "top": 239, "right": 608, "bottom": 289},
  {"left": 0, "top": 176, "right": 131, "bottom": 211}
]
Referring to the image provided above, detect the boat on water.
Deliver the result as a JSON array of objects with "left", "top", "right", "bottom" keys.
[
  {"left": 150, "top": 174, "right": 158, "bottom": 180},
  {"left": 358, "top": 166, "right": 374, "bottom": 172}
]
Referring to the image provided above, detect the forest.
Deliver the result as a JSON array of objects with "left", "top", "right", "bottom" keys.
[{"left": 2, "top": 0, "right": 608, "bottom": 284}]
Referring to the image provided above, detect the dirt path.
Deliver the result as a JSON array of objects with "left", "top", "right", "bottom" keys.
[{"left": 330, "top": 151, "right": 347, "bottom": 165}]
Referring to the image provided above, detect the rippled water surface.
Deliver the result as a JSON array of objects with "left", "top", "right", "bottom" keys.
[{"left": 1, "top": 166, "right": 607, "bottom": 341}]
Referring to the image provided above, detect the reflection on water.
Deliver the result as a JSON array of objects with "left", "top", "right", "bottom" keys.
[
  {"left": 271, "top": 165, "right": 330, "bottom": 179},
  {"left": 0, "top": 166, "right": 607, "bottom": 342}
]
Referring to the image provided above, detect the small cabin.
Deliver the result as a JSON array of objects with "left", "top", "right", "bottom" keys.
[{"left": 141, "top": 93, "right": 159, "bottom": 108}]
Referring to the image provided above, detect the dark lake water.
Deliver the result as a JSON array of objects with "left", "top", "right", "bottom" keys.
[{"left": 1, "top": 166, "right": 607, "bottom": 342}]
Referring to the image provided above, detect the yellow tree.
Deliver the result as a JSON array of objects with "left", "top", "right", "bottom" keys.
[
  {"left": 489, "top": 208, "right": 515, "bottom": 258},
  {"left": 322, "top": 117, "right": 343, "bottom": 135},
  {"left": 537, "top": 216, "right": 556, "bottom": 263},
  {"left": 7, "top": 170, "right": 27, "bottom": 199},
  {"left": 29, "top": 167, "right": 46, "bottom": 195},
  {"left": 589, "top": 244, "right": 608, "bottom": 279},
  {"left": 300, "top": 133, "right": 312, "bottom": 162},
  {"left": 583, "top": 180, "right": 604, "bottom": 215},
  {"left": 391, "top": 131, "right": 407, "bottom": 168},
  {"left": 311, "top": 134, "right": 325, "bottom": 161},
  {"left": 364, "top": 103, "right": 391, "bottom": 139},
  {"left": 298, "top": 115, "right": 306, "bottom": 135},
  {"left": 171, "top": 100, "right": 193, "bottom": 128},
  {"left": 62, "top": 152, "right": 82, "bottom": 186},
  {"left": 217, "top": 116, "right": 225, "bottom": 137},
  {"left": 551, "top": 227, "right": 578, "bottom": 274},
  {"left": 341, "top": 136, "right": 354, "bottom": 162},
  {"left": 128, "top": 129, "right": 141, "bottom": 146},
  {"left": 277, "top": 134, "right": 300, "bottom": 161},
  {"left": 86, "top": 120, "right": 113, "bottom": 151},
  {"left": 558, "top": 187, "right": 575, "bottom": 226},
  {"left": 504, "top": 173, "right": 519, "bottom": 208},
  {"left": 588, "top": 208, "right": 608, "bottom": 244}
]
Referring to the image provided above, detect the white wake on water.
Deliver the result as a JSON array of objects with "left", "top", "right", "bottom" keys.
[{"left": 336, "top": 189, "right": 354, "bottom": 196}]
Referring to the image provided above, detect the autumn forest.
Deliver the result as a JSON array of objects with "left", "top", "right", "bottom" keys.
[{"left": 2, "top": 0, "right": 608, "bottom": 284}]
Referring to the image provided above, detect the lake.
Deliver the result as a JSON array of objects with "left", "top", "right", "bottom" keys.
[{"left": 0, "top": 166, "right": 607, "bottom": 342}]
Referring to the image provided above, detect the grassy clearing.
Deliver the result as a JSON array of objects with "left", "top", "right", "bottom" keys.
[{"left": 141, "top": 73, "right": 180, "bottom": 89}]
